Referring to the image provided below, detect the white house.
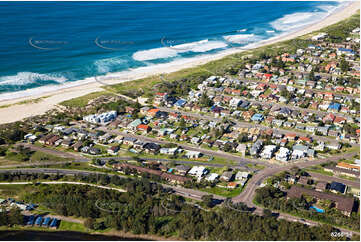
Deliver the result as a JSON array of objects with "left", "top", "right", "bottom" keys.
[
  {"left": 205, "top": 173, "right": 219, "bottom": 182},
  {"left": 159, "top": 147, "right": 180, "bottom": 155},
  {"left": 185, "top": 151, "right": 202, "bottom": 159},
  {"left": 83, "top": 111, "right": 117, "bottom": 124},
  {"left": 260, "top": 145, "right": 277, "bottom": 159},
  {"left": 276, "top": 147, "right": 291, "bottom": 162},
  {"left": 235, "top": 171, "right": 250, "bottom": 180},
  {"left": 236, "top": 144, "right": 247, "bottom": 156},
  {"left": 311, "top": 32, "right": 327, "bottom": 41},
  {"left": 326, "top": 142, "right": 341, "bottom": 150},
  {"left": 230, "top": 98, "right": 242, "bottom": 108},
  {"left": 188, "top": 166, "right": 208, "bottom": 178}
]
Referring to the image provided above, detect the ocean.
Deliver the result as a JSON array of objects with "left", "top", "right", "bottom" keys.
[{"left": 0, "top": 1, "right": 344, "bottom": 100}]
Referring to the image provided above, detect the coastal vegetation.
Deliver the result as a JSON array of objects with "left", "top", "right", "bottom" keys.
[
  {"left": 254, "top": 185, "right": 360, "bottom": 231},
  {"left": 3, "top": 181, "right": 355, "bottom": 241}
]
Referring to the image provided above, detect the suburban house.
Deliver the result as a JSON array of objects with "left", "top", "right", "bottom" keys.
[
  {"left": 329, "top": 181, "right": 347, "bottom": 194},
  {"left": 174, "top": 165, "right": 191, "bottom": 176},
  {"left": 315, "top": 181, "right": 328, "bottom": 192},
  {"left": 220, "top": 171, "right": 233, "bottom": 182},
  {"left": 107, "top": 146, "right": 120, "bottom": 155},
  {"left": 205, "top": 173, "right": 219, "bottom": 182},
  {"left": 287, "top": 186, "right": 355, "bottom": 216},
  {"left": 188, "top": 166, "right": 208, "bottom": 178},
  {"left": 185, "top": 150, "right": 202, "bottom": 159}
]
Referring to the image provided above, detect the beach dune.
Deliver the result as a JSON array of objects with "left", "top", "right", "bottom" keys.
[{"left": 0, "top": 1, "right": 359, "bottom": 124}]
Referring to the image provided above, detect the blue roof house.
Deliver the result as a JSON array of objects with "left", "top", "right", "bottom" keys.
[
  {"left": 34, "top": 216, "right": 43, "bottom": 226},
  {"left": 330, "top": 181, "right": 346, "bottom": 194},
  {"left": 337, "top": 48, "right": 355, "bottom": 56},
  {"left": 175, "top": 99, "right": 187, "bottom": 107},
  {"left": 328, "top": 103, "right": 341, "bottom": 112},
  {"left": 42, "top": 217, "right": 51, "bottom": 227},
  {"left": 251, "top": 113, "right": 264, "bottom": 122},
  {"left": 50, "top": 218, "right": 59, "bottom": 228}
]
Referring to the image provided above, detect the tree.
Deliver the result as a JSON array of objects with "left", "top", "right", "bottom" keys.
[
  {"left": 199, "top": 94, "right": 213, "bottom": 107},
  {"left": 263, "top": 208, "right": 273, "bottom": 218},
  {"left": 201, "top": 195, "right": 214, "bottom": 208},
  {"left": 179, "top": 118, "right": 186, "bottom": 129},
  {"left": 309, "top": 70, "right": 315, "bottom": 81},
  {"left": 8, "top": 207, "right": 23, "bottom": 226},
  {"left": 340, "top": 58, "right": 349, "bottom": 73}
]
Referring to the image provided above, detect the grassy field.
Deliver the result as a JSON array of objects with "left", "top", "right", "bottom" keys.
[
  {"left": 30, "top": 151, "right": 70, "bottom": 162},
  {"left": 3, "top": 146, "right": 70, "bottom": 163},
  {"left": 200, "top": 185, "right": 243, "bottom": 198},
  {"left": 58, "top": 220, "right": 88, "bottom": 232},
  {"left": 0, "top": 184, "right": 34, "bottom": 199},
  {"left": 306, "top": 166, "right": 334, "bottom": 176},
  {"left": 246, "top": 163, "right": 266, "bottom": 170}
]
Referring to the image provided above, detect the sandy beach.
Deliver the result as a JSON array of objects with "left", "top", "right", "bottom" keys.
[{"left": 0, "top": 1, "right": 359, "bottom": 124}]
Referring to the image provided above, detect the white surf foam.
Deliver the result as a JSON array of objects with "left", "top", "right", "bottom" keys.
[
  {"left": 266, "top": 30, "right": 275, "bottom": 33},
  {"left": 271, "top": 12, "right": 321, "bottom": 31},
  {"left": 271, "top": 3, "right": 340, "bottom": 32},
  {"left": 237, "top": 29, "right": 247, "bottom": 32},
  {"left": 132, "top": 47, "right": 178, "bottom": 61},
  {"left": 132, "top": 39, "right": 228, "bottom": 61},
  {"left": 177, "top": 40, "right": 227, "bottom": 53},
  {"left": 223, "top": 34, "right": 258, "bottom": 44},
  {"left": 0, "top": 72, "right": 67, "bottom": 86},
  {"left": 94, "top": 57, "right": 128, "bottom": 73}
]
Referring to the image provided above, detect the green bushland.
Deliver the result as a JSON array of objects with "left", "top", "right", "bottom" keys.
[
  {"left": 254, "top": 186, "right": 360, "bottom": 231},
  {"left": 17, "top": 181, "right": 356, "bottom": 240}
]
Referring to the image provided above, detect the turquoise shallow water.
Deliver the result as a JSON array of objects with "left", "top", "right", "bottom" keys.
[{"left": 0, "top": 1, "right": 342, "bottom": 97}]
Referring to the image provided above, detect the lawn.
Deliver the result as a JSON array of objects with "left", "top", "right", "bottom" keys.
[
  {"left": 0, "top": 184, "right": 34, "bottom": 199},
  {"left": 200, "top": 186, "right": 243, "bottom": 197},
  {"left": 30, "top": 151, "right": 69, "bottom": 162},
  {"left": 246, "top": 163, "right": 265, "bottom": 170},
  {"left": 200, "top": 185, "right": 243, "bottom": 198},
  {"left": 305, "top": 166, "right": 334, "bottom": 176},
  {"left": 59, "top": 221, "right": 88, "bottom": 233}
]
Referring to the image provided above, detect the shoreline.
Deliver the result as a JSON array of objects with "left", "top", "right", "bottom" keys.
[{"left": 0, "top": 1, "right": 359, "bottom": 124}]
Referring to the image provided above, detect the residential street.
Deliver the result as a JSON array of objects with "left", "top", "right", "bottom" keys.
[
  {"left": 97, "top": 126, "right": 271, "bottom": 167},
  {"left": 156, "top": 106, "right": 357, "bottom": 146}
]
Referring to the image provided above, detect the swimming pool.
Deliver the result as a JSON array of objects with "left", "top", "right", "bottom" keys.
[{"left": 310, "top": 206, "right": 325, "bottom": 213}]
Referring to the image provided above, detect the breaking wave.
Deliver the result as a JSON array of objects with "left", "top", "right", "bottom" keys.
[
  {"left": 132, "top": 39, "right": 228, "bottom": 61},
  {"left": 94, "top": 57, "right": 128, "bottom": 73},
  {"left": 0, "top": 72, "right": 67, "bottom": 86},
  {"left": 223, "top": 34, "right": 259, "bottom": 44}
]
